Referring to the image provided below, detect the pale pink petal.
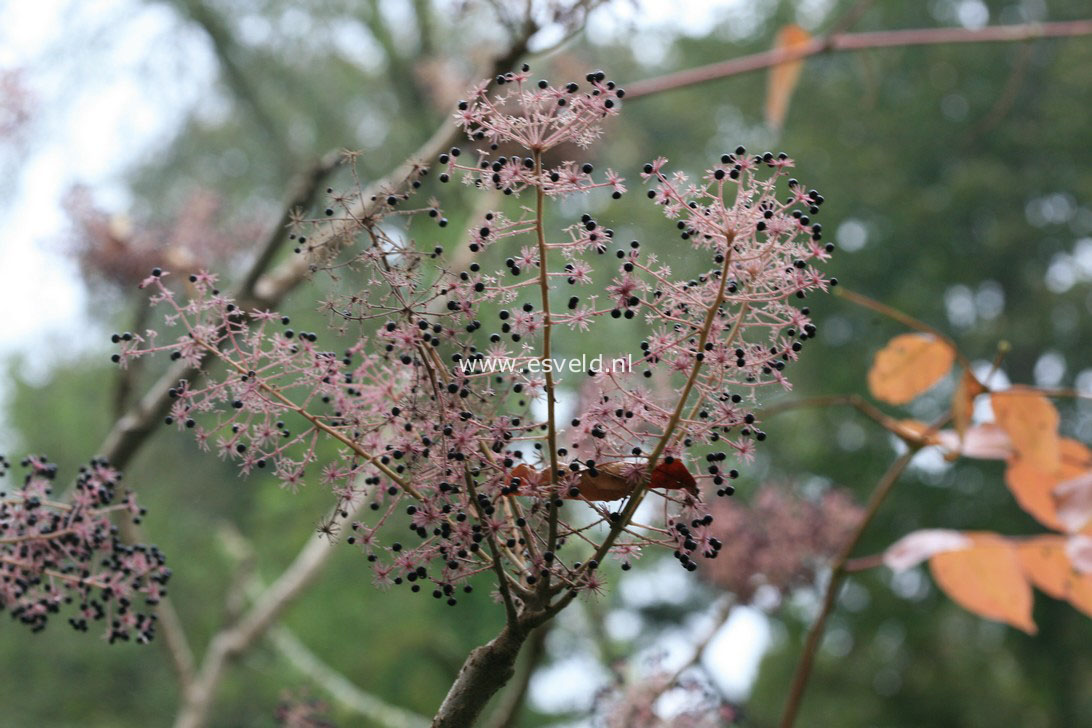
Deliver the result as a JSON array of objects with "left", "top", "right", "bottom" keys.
[
  {"left": 928, "top": 424, "right": 1011, "bottom": 459},
  {"left": 1065, "top": 534, "right": 1092, "bottom": 575},
  {"left": 1055, "top": 471, "right": 1092, "bottom": 533},
  {"left": 960, "top": 424, "right": 1013, "bottom": 460},
  {"left": 884, "top": 529, "right": 973, "bottom": 572}
]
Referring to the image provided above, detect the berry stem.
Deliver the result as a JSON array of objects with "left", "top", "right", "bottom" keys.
[{"left": 533, "top": 149, "right": 562, "bottom": 598}]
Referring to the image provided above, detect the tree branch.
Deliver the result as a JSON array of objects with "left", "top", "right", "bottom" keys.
[
  {"left": 483, "top": 623, "right": 549, "bottom": 728},
  {"left": 430, "top": 622, "right": 531, "bottom": 728},
  {"left": 173, "top": 492, "right": 365, "bottom": 728},
  {"left": 267, "top": 623, "right": 429, "bottom": 728},
  {"left": 176, "top": 0, "right": 288, "bottom": 164},
  {"left": 219, "top": 526, "right": 428, "bottom": 728},
  {"left": 625, "top": 19, "right": 1092, "bottom": 100},
  {"left": 98, "top": 151, "right": 341, "bottom": 469},
  {"left": 778, "top": 413, "right": 950, "bottom": 728}
]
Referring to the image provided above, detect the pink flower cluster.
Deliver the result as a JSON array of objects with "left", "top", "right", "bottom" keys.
[
  {"left": 0, "top": 454, "right": 170, "bottom": 642},
  {"left": 592, "top": 646, "right": 742, "bottom": 728},
  {"left": 115, "top": 65, "right": 833, "bottom": 611},
  {"left": 701, "top": 485, "right": 863, "bottom": 603}
]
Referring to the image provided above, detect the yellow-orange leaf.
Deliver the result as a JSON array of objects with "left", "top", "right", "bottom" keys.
[
  {"left": 765, "top": 24, "right": 811, "bottom": 131},
  {"left": 1015, "top": 534, "right": 1092, "bottom": 618},
  {"left": 1004, "top": 438, "right": 1090, "bottom": 530},
  {"left": 867, "top": 333, "right": 956, "bottom": 405},
  {"left": 1015, "top": 535, "right": 1071, "bottom": 599},
  {"left": 929, "top": 532, "right": 1036, "bottom": 634},
  {"left": 992, "top": 389, "right": 1061, "bottom": 473}
]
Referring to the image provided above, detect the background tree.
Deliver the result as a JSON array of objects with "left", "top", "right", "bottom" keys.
[{"left": 2, "top": 1, "right": 1091, "bottom": 726}]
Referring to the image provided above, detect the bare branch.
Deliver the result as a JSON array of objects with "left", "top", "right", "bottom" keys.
[
  {"left": 173, "top": 492, "right": 365, "bottom": 728},
  {"left": 778, "top": 413, "right": 950, "bottom": 728},
  {"left": 219, "top": 526, "right": 429, "bottom": 728},
  {"left": 267, "top": 624, "right": 429, "bottom": 728},
  {"left": 625, "top": 19, "right": 1092, "bottom": 100},
  {"left": 176, "top": 0, "right": 288, "bottom": 162},
  {"left": 483, "top": 624, "right": 549, "bottom": 728}
]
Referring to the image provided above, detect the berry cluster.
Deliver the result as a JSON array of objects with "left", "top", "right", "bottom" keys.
[
  {"left": 115, "top": 66, "right": 832, "bottom": 614},
  {"left": 0, "top": 455, "right": 169, "bottom": 642}
]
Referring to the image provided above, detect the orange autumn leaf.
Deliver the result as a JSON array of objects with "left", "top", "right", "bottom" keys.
[
  {"left": 1068, "top": 573, "right": 1092, "bottom": 618},
  {"left": 1004, "top": 438, "right": 1091, "bottom": 530},
  {"left": 765, "top": 24, "right": 812, "bottom": 131},
  {"left": 952, "top": 368, "right": 985, "bottom": 441},
  {"left": 867, "top": 333, "right": 956, "bottom": 405},
  {"left": 1015, "top": 535, "right": 1071, "bottom": 599},
  {"left": 929, "top": 532, "right": 1036, "bottom": 634},
  {"left": 1015, "top": 535, "right": 1092, "bottom": 618},
  {"left": 991, "top": 389, "right": 1061, "bottom": 473}
]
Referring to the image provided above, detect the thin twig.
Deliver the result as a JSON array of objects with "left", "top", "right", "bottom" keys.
[
  {"left": 762, "top": 393, "right": 909, "bottom": 437},
  {"left": 778, "top": 412, "right": 949, "bottom": 728},
  {"left": 173, "top": 492, "right": 365, "bottom": 728},
  {"left": 532, "top": 149, "right": 562, "bottom": 603},
  {"left": 835, "top": 287, "right": 969, "bottom": 368},
  {"left": 625, "top": 19, "right": 1092, "bottom": 99},
  {"left": 466, "top": 470, "right": 521, "bottom": 628},
  {"left": 966, "top": 41, "right": 1033, "bottom": 142},
  {"left": 268, "top": 624, "right": 429, "bottom": 728},
  {"left": 660, "top": 596, "right": 734, "bottom": 693}
]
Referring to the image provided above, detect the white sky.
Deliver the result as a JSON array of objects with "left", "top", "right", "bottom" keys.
[{"left": 0, "top": 0, "right": 214, "bottom": 377}]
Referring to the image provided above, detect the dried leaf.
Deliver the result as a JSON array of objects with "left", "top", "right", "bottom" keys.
[
  {"left": 507, "top": 463, "right": 541, "bottom": 490},
  {"left": 574, "top": 461, "right": 641, "bottom": 502},
  {"left": 650, "top": 459, "right": 698, "bottom": 496},
  {"left": 884, "top": 529, "right": 972, "bottom": 572},
  {"left": 571, "top": 459, "right": 699, "bottom": 501},
  {"left": 991, "top": 389, "right": 1061, "bottom": 473},
  {"left": 764, "top": 25, "right": 811, "bottom": 130},
  {"left": 1005, "top": 438, "right": 1091, "bottom": 531},
  {"left": 929, "top": 532, "right": 1036, "bottom": 634},
  {"left": 867, "top": 333, "right": 956, "bottom": 405},
  {"left": 1055, "top": 470, "right": 1092, "bottom": 534}
]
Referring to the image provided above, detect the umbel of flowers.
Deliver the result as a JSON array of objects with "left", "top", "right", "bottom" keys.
[{"left": 113, "top": 65, "right": 832, "bottom": 617}]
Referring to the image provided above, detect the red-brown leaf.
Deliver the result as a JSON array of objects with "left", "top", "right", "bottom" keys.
[{"left": 650, "top": 459, "right": 698, "bottom": 496}]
